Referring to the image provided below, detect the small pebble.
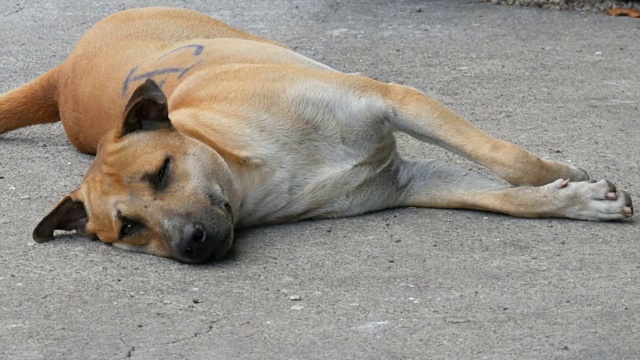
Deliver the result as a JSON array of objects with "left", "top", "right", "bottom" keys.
[{"left": 289, "top": 295, "right": 302, "bottom": 301}]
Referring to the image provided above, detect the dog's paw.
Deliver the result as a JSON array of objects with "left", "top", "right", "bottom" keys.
[{"left": 552, "top": 179, "right": 633, "bottom": 221}]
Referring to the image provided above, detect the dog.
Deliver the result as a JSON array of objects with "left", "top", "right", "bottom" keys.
[{"left": 0, "top": 7, "right": 633, "bottom": 263}]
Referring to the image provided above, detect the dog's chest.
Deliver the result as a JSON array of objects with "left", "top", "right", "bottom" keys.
[{"left": 232, "top": 84, "right": 397, "bottom": 226}]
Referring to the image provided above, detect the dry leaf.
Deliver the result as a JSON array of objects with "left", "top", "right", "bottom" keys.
[{"left": 606, "top": 8, "right": 640, "bottom": 18}]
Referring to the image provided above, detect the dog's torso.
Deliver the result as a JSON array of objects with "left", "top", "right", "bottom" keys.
[
  {"left": 163, "top": 57, "right": 402, "bottom": 226},
  {"left": 56, "top": 9, "right": 404, "bottom": 226}
]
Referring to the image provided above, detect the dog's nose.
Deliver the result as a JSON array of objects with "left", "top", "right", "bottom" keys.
[
  {"left": 178, "top": 221, "right": 210, "bottom": 259},
  {"left": 186, "top": 221, "right": 207, "bottom": 243},
  {"left": 175, "top": 217, "right": 233, "bottom": 263}
]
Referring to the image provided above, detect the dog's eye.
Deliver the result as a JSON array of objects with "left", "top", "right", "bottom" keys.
[
  {"left": 119, "top": 220, "right": 141, "bottom": 239},
  {"left": 148, "top": 156, "right": 172, "bottom": 190},
  {"left": 157, "top": 157, "right": 170, "bottom": 184}
]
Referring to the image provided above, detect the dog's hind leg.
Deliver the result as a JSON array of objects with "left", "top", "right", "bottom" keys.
[
  {"left": 379, "top": 82, "right": 589, "bottom": 187},
  {"left": 0, "top": 67, "right": 60, "bottom": 134},
  {"left": 394, "top": 159, "right": 633, "bottom": 221}
]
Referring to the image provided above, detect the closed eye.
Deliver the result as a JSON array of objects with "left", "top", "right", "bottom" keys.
[{"left": 147, "top": 156, "right": 171, "bottom": 190}]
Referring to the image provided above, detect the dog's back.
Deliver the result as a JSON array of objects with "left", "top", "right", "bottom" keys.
[{"left": 0, "top": 7, "right": 281, "bottom": 154}]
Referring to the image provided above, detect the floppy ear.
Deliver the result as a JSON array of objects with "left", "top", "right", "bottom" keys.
[
  {"left": 119, "top": 79, "right": 172, "bottom": 137},
  {"left": 33, "top": 195, "right": 88, "bottom": 243}
]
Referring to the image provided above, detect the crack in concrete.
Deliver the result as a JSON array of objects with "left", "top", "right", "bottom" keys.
[
  {"left": 124, "top": 346, "right": 135, "bottom": 358},
  {"left": 64, "top": 20, "right": 93, "bottom": 31},
  {"left": 168, "top": 324, "right": 214, "bottom": 345},
  {"left": 4, "top": 4, "right": 24, "bottom": 17},
  {"left": 118, "top": 335, "right": 135, "bottom": 359}
]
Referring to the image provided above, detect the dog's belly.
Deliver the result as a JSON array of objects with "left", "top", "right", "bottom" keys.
[{"left": 235, "top": 138, "right": 399, "bottom": 227}]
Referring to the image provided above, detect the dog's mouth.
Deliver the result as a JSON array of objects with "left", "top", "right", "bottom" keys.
[{"left": 174, "top": 202, "right": 234, "bottom": 264}]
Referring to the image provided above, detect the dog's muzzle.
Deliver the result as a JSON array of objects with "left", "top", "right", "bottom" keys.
[{"left": 176, "top": 220, "right": 232, "bottom": 263}]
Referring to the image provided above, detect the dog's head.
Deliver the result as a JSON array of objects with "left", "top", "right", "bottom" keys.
[{"left": 33, "top": 80, "right": 236, "bottom": 263}]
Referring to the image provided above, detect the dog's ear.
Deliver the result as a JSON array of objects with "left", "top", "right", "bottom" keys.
[
  {"left": 119, "top": 79, "right": 172, "bottom": 137},
  {"left": 33, "top": 195, "right": 88, "bottom": 243}
]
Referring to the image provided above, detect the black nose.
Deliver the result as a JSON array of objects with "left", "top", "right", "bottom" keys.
[
  {"left": 186, "top": 222, "right": 206, "bottom": 243},
  {"left": 179, "top": 222, "right": 210, "bottom": 259}
]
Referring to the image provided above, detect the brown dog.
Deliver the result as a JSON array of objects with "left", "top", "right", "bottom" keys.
[{"left": 0, "top": 7, "right": 633, "bottom": 263}]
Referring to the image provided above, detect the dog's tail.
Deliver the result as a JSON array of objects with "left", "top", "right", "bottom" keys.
[{"left": 0, "top": 67, "right": 60, "bottom": 134}]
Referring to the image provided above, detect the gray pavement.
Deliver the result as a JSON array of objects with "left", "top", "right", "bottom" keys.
[{"left": 1, "top": 1, "right": 639, "bottom": 359}]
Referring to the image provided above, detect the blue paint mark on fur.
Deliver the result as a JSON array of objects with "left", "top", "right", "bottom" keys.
[
  {"left": 121, "top": 44, "right": 205, "bottom": 97},
  {"left": 158, "top": 44, "right": 205, "bottom": 59}
]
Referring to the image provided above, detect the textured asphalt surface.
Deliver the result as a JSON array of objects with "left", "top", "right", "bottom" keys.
[{"left": 1, "top": 1, "right": 639, "bottom": 359}]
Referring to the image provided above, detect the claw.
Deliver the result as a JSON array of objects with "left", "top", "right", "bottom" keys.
[
  {"left": 578, "top": 167, "right": 590, "bottom": 180},
  {"left": 603, "top": 180, "right": 617, "bottom": 193},
  {"left": 553, "top": 178, "right": 570, "bottom": 189},
  {"left": 621, "top": 192, "right": 634, "bottom": 218}
]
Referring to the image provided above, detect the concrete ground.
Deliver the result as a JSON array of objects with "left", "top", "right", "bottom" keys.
[{"left": 1, "top": 1, "right": 638, "bottom": 359}]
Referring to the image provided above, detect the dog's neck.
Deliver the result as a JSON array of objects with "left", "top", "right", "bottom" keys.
[{"left": 170, "top": 109, "right": 267, "bottom": 223}]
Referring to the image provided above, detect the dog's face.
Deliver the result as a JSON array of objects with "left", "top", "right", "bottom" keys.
[{"left": 33, "top": 80, "right": 236, "bottom": 263}]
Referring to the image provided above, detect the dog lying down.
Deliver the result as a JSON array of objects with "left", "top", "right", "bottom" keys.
[{"left": 0, "top": 7, "right": 633, "bottom": 263}]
